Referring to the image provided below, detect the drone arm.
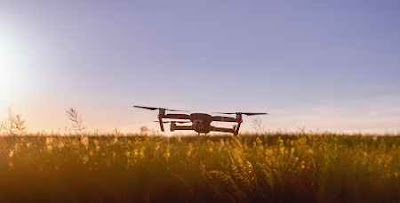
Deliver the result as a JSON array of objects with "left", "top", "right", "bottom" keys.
[
  {"left": 170, "top": 125, "right": 193, "bottom": 131},
  {"left": 212, "top": 116, "right": 237, "bottom": 122},
  {"left": 234, "top": 122, "right": 242, "bottom": 135},
  {"left": 234, "top": 114, "right": 243, "bottom": 135},
  {"left": 158, "top": 113, "right": 190, "bottom": 132},
  {"left": 210, "top": 126, "right": 235, "bottom": 134},
  {"left": 158, "top": 115, "right": 165, "bottom": 132},
  {"left": 163, "top": 114, "right": 191, "bottom": 120}
]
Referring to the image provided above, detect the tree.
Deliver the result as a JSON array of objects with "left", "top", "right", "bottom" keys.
[{"left": 3, "top": 109, "right": 27, "bottom": 135}]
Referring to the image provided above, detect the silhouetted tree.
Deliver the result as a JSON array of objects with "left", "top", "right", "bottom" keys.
[{"left": 4, "top": 109, "right": 26, "bottom": 135}]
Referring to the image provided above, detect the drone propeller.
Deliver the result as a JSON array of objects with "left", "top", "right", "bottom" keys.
[
  {"left": 215, "top": 112, "right": 268, "bottom": 116},
  {"left": 153, "top": 121, "right": 191, "bottom": 124},
  {"left": 133, "top": 105, "right": 186, "bottom": 112}
]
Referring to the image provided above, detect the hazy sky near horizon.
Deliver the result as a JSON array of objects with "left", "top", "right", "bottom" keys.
[{"left": 1, "top": 0, "right": 399, "bottom": 133}]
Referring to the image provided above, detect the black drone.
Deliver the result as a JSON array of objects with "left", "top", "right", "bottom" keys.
[{"left": 133, "top": 105, "right": 267, "bottom": 135}]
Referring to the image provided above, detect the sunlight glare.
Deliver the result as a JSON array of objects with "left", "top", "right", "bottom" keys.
[
  {"left": 0, "top": 36, "right": 20, "bottom": 113},
  {"left": 0, "top": 68, "right": 13, "bottom": 113}
]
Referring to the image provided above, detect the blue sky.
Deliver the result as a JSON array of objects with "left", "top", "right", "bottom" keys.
[{"left": 1, "top": 0, "right": 399, "bottom": 133}]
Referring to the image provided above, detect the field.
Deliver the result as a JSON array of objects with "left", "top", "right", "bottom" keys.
[{"left": 1, "top": 133, "right": 400, "bottom": 202}]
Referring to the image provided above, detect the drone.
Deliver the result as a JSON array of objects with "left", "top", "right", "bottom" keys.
[{"left": 133, "top": 105, "right": 268, "bottom": 135}]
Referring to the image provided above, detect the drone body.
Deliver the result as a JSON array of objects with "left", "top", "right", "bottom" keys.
[{"left": 134, "top": 105, "right": 267, "bottom": 135}]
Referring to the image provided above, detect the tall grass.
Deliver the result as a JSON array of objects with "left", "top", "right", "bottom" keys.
[{"left": 1, "top": 134, "right": 400, "bottom": 202}]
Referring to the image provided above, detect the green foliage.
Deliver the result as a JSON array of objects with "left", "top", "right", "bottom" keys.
[{"left": 0, "top": 134, "right": 400, "bottom": 202}]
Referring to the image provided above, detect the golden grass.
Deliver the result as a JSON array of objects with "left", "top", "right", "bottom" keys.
[{"left": 1, "top": 134, "right": 400, "bottom": 202}]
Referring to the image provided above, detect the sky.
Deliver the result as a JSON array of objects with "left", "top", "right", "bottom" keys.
[{"left": 0, "top": 0, "right": 399, "bottom": 134}]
